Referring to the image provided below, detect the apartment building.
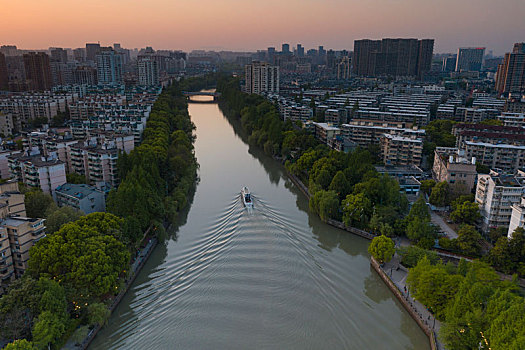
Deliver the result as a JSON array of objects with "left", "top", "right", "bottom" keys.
[
  {"left": 432, "top": 147, "right": 477, "bottom": 194},
  {"left": 55, "top": 183, "right": 106, "bottom": 214},
  {"left": 7, "top": 154, "right": 66, "bottom": 196},
  {"left": 70, "top": 141, "right": 119, "bottom": 187},
  {"left": 463, "top": 141, "right": 525, "bottom": 173},
  {"left": 137, "top": 57, "right": 160, "bottom": 86},
  {"left": 23, "top": 129, "right": 133, "bottom": 175},
  {"left": 325, "top": 109, "right": 345, "bottom": 125},
  {"left": 380, "top": 134, "right": 423, "bottom": 166},
  {"left": 455, "top": 107, "right": 500, "bottom": 123},
  {"left": 245, "top": 61, "right": 280, "bottom": 94},
  {"left": 0, "top": 112, "right": 15, "bottom": 136},
  {"left": 96, "top": 48, "right": 123, "bottom": 85},
  {"left": 472, "top": 97, "right": 506, "bottom": 112},
  {"left": 496, "top": 112, "right": 525, "bottom": 128},
  {"left": 453, "top": 123, "right": 525, "bottom": 149},
  {"left": 281, "top": 105, "right": 313, "bottom": 123},
  {"left": 341, "top": 121, "right": 424, "bottom": 148},
  {"left": 0, "top": 181, "right": 45, "bottom": 294},
  {"left": 475, "top": 171, "right": 525, "bottom": 233},
  {"left": 353, "top": 38, "right": 434, "bottom": 79},
  {"left": 0, "top": 92, "right": 77, "bottom": 130},
  {"left": 455, "top": 47, "right": 485, "bottom": 72},
  {"left": 508, "top": 195, "right": 525, "bottom": 238},
  {"left": 312, "top": 122, "right": 341, "bottom": 144},
  {"left": 0, "top": 149, "right": 22, "bottom": 179},
  {"left": 495, "top": 43, "right": 525, "bottom": 96}
]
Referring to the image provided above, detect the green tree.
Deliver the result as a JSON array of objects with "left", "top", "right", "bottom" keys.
[
  {"left": 3, "top": 340, "right": 36, "bottom": 350},
  {"left": 342, "top": 193, "right": 372, "bottom": 229},
  {"left": 44, "top": 206, "right": 83, "bottom": 234},
  {"left": 420, "top": 179, "right": 436, "bottom": 196},
  {"left": 456, "top": 225, "right": 482, "bottom": 256},
  {"left": 32, "top": 311, "right": 66, "bottom": 349},
  {"left": 309, "top": 190, "right": 339, "bottom": 221},
  {"left": 480, "top": 119, "right": 503, "bottom": 126},
  {"left": 429, "top": 181, "right": 451, "bottom": 207},
  {"left": 328, "top": 170, "right": 351, "bottom": 200},
  {"left": 27, "top": 213, "right": 130, "bottom": 300},
  {"left": 408, "top": 196, "right": 430, "bottom": 222},
  {"left": 368, "top": 235, "right": 395, "bottom": 263},
  {"left": 450, "top": 200, "right": 481, "bottom": 225},
  {"left": 25, "top": 191, "right": 56, "bottom": 218},
  {"left": 407, "top": 257, "right": 464, "bottom": 319},
  {"left": 406, "top": 218, "right": 436, "bottom": 249},
  {"left": 66, "top": 172, "right": 87, "bottom": 184},
  {"left": 87, "top": 302, "right": 110, "bottom": 326},
  {"left": 486, "top": 227, "right": 525, "bottom": 276},
  {"left": 476, "top": 162, "right": 491, "bottom": 174},
  {"left": 0, "top": 277, "right": 41, "bottom": 340}
]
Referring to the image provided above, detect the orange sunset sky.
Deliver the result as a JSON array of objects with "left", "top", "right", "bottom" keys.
[{"left": 2, "top": 0, "right": 524, "bottom": 54}]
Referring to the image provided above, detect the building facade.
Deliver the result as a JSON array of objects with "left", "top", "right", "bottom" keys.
[
  {"left": 495, "top": 43, "right": 525, "bottom": 96},
  {"left": 353, "top": 38, "right": 434, "bottom": 79},
  {"left": 245, "top": 61, "right": 279, "bottom": 94},
  {"left": 475, "top": 171, "right": 525, "bottom": 233},
  {"left": 138, "top": 58, "right": 160, "bottom": 86},
  {"left": 23, "top": 52, "right": 52, "bottom": 91},
  {"left": 432, "top": 147, "right": 477, "bottom": 194},
  {"left": 455, "top": 47, "right": 485, "bottom": 72},
  {"left": 96, "top": 48, "right": 123, "bottom": 85}
]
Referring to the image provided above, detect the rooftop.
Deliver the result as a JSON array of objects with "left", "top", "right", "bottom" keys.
[{"left": 56, "top": 183, "right": 101, "bottom": 199}]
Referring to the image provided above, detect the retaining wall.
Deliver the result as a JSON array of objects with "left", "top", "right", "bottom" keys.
[{"left": 370, "top": 256, "right": 438, "bottom": 350}]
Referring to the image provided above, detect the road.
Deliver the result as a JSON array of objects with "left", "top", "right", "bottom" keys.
[{"left": 431, "top": 211, "right": 458, "bottom": 239}]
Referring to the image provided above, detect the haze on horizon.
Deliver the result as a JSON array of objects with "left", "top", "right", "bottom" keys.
[{"left": 3, "top": 0, "right": 524, "bottom": 55}]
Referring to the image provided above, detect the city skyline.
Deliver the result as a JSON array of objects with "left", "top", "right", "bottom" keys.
[{"left": 3, "top": 0, "right": 524, "bottom": 55}]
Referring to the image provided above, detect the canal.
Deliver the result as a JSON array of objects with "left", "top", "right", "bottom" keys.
[{"left": 89, "top": 95, "right": 429, "bottom": 349}]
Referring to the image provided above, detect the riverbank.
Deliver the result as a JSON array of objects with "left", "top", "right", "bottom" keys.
[
  {"left": 286, "top": 171, "right": 377, "bottom": 240},
  {"left": 371, "top": 256, "right": 442, "bottom": 350}
]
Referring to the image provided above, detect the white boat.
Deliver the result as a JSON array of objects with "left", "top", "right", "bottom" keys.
[{"left": 241, "top": 187, "right": 253, "bottom": 207}]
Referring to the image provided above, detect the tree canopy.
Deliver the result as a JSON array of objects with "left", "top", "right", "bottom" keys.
[{"left": 368, "top": 235, "right": 395, "bottom": 263}]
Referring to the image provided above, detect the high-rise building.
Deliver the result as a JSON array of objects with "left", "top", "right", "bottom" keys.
[
  {"left": 455, "top": 47, "right": 485, "bottom": 72},
  {"left": 0, "top": 53, "right": 8, "bottom": 90},
  {"left": 495, "top": 43, "right": 525, "bottom": 96},
  {"left": 281, "top": 43, "right": 290, "bottom": 54},
  {"left": 267, "top": 47, "right": 276, "bottom": 62},
  {"left": 442, "top": 56, "right": 457, "bottom": 72},
  {"left": 96, "top": 48, "right": 123, "bottom": 85},
  {"left": 417, "top": 39, "right": 435, "bottom": 79},
  {"left": 50, "top": 48, "right": 68, "bottom": 63},
  {"left": 137, "top": 58, "right": 159, "bottom": 86},
  {"left": 296, "top": 44, "right": 304, "bottom": 57},
  {"left": 337, "top": 56, "right": 351, "bottom": 80},
  {"left": 245, "top": 61, "right": 279, "bottom": 94},
  {"left": 73, "top": 48, "right": 85, "bottom": 62},
  {"left": 23, "top": 52, "right": 52, "bottom": 91},
  {"left": 86, "top": 43, "right": 101, "bottom": 62},
  {"left": 352, "top": 38, "right": 433, "bottom": 79},
  {"left": 73, "top": 66, "right": 97, "bottom": 85}
]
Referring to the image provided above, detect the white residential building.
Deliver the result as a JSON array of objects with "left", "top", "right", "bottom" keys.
[
  {"left": 475, "top": 171, "right": 525, "bottom": 233},
  {"left": 508, "top": 196, "right": 525, "bottom": 238},
  {"left": 7, "top": 155, "right": 67, "bottom": 196},
  {"left": 138, "top": 58, "right": 159, "bottom": 86}
]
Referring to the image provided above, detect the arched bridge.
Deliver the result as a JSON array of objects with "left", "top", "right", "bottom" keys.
[{"left": 182, "top": 91, "right": 221, "bottom": 101}]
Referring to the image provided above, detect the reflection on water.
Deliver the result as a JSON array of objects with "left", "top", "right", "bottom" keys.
[{"left": 89, "top": 97, "right": 429, "bottom": 350}]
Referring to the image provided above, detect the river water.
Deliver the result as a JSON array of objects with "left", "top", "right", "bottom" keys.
[{"left": 89, "top": 96, "right": 429, "bottom": 349}]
